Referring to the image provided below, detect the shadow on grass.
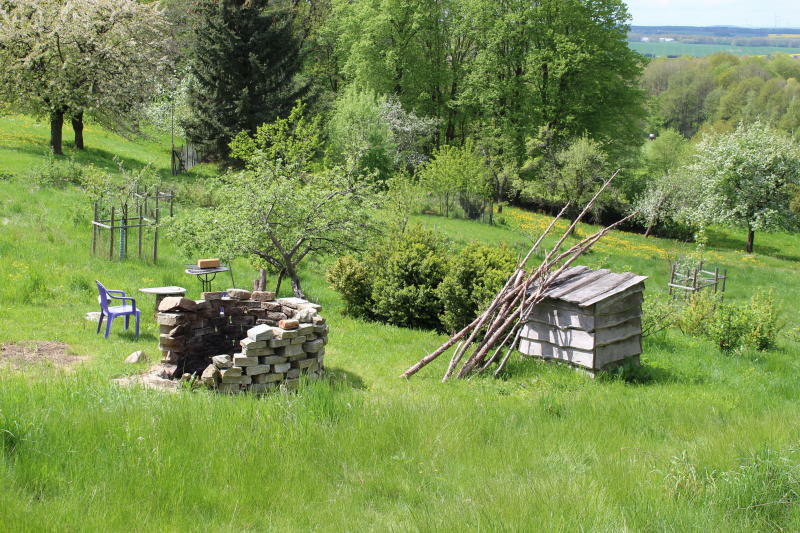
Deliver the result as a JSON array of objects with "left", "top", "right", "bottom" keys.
[
  {"left": 8, "top": 143, "right": 172, "bottom": 179},
  {"left": 118, "top": 331, "right": 157, "bottom": 342},
  {"left": 705, "top": 227, "right": 799, "bottom": 262},
  {"left": 325, "top": 367, "right": 367, "bottom": 390}
]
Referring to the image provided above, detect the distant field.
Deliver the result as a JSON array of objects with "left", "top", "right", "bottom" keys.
[{"left": 629, "top": 41, "right": 800, "bottom": 57}]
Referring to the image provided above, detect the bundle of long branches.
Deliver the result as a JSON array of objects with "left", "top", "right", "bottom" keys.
[{"left": 401, "top": 171, "right": 638, "bottom": 381}]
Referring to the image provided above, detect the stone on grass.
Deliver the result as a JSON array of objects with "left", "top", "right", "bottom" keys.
[
  {"left": 124, "top": 350, "right": 148, "bottom": 364},
  {"left": 201, "top": 364, "right": 221, "bottom": 387}
]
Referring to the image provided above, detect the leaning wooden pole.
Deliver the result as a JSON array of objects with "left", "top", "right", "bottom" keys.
[{"left": 401, "top": 170, "right": 635, "bottom": 381}]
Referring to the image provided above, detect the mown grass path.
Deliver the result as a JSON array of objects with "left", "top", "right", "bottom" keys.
[{"left": 1, "top": 116, "right": 800, "bottom": 531}]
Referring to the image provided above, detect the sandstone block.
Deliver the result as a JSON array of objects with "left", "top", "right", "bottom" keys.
[
  {"left": 212, "top": 354, "right": 233, "bottom": 369},
  {"left": 303, "top": 339, "right": 324, "bottom": 353},
  {"left": 159, "top": 334, "right": 185, "bottom": 349},
  {"left": 273, "top": 362, "right": 291, "bottom": 373},
  {"left": 280, "top": 306, "right": 296, "bottom": 318},
  {"left": 313, "top": 324, "right": 328, "bottom": 334},
  {"left": 261, "top": 302, "right": 282, "bottom": 312},
  {"left": 197, "top": 258, "right": 221, "bottom": 268},
  {"left": 201, "top": 364, "right": 220, "bottom": 387},
  {"left": 266, "top": 311, "right": 289, "bottom": 322},
  {"left": 156, "top": 313, "right": 188, "bottom": 326},
  {"left": 217, "top": 383, "right": 241, "bottom": 394},
  {"left": 295, "top": 308, "right": 317, "bottom": 323},
  {"left": 202, "top": 291, "right": 224, "bottom": 301},
  {"left": 226, "top": 289, "right": 251, "bottom": 300},
  {"left": 247, "top": 324, "right": 275, "bottom": 341},
  {"left": 221, "top": 374, "right": 251, "bottom": 385},
  {"left": 244, "top": 364, "right": 270, "bottom": 376},
  {"left": 287, "top": 353, "right": 307, "bottom": 362},
  {"left": 260, "top": 373, "right": 284, "bottom": 383},
  {"left": 241, "top": 338, "right": 267, "bottom": 350},
  {"left": 312, "top": 315, "right": 326, "bottom": 325},
  {"left": 292, "top": 358, "right": 316, "bottom": 369},
  {"left": 279, "top": 344, "right": 304, "bottom": 357},
  {"left": 289, "top": 335, "right": 307, "bottom": 345},
  {"left": 251, "top": 291, "right": 277, "bottom": 302},
  {"left": 194, "top": 301, "right": 211, "bottom": 312},
  {"left": 220, "top": 367, "right": 242, "bottom": 378},
  {"left": 260, "top": 355, "right": 288, "bottom": 365},
  {"left": 233, "top": 355, "right": 259, "bottom": 367},
  {"left": 158, "top": 297, "right": 197, "bottom": 313},
  {"left": 277, "top": 298, "right": 322, "bottom": 312},
  {"left": 286, "top": 368, "right": 301, "bottom": 379},
  {"left": 296, "top": 324, "right": 314, "bottom": 336},
  {"left": 278, "top": 319, "right": 299, "bottom": 330},
  {"left": 269, "top": 338, "right": 290, "bottom": 348}
]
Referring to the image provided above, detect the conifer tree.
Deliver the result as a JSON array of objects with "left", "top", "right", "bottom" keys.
[{"left": 183, "top": 0, "right": 306, "bottom": 162}]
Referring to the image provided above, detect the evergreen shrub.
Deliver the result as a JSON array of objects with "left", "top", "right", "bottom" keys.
[{"left": 327, "top": 227, "right": 516, "bottom": 332}]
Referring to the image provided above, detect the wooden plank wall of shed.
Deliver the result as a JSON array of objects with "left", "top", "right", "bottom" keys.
[{"left": 518, "top": 284, "right": 645, "bottom": 370}]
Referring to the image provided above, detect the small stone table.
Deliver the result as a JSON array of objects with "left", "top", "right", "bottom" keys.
[{"left": 139, "top": 286, "right": 187, "bottom": 312}]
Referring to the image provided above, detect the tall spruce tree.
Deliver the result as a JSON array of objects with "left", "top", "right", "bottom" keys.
[{"left": 184, "top": 0, "right": 306, "bottom": 162}]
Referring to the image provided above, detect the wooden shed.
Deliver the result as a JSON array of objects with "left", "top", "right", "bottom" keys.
[{"left": 518, "top": 266, "right": 647, "bottom": 372}]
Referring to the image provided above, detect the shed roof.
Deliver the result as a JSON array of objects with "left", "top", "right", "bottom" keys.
[{"left": 538, "top": 266, "right": 647, "bottom": 308}]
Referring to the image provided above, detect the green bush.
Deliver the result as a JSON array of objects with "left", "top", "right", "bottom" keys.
[
  {"left": 677, "top": 291, "right": 720, "bottom": 336},
  {"left": 328, "top": 227, "right": 517, "bottom": 332},
  {"left": 741, "top": 290, "right": 781, "bottom": 351},
  {"left": 326, "top": 255, "right": 374, "bottom": 318},
  {"left": 370, "top": 226, "right": 449, "bottom": 329},
  {"left": 437, "top": 242, "right": 516, "bottom": 333},
  {"left": 704, "top": 291, "right": 781, "bottom": 352},
  {"left": 27, "top": 155, "right": 85, "bottom": 188}
]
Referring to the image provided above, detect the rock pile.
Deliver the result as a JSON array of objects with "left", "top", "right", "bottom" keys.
[{"left": 155, "top": 290, "right": 327, "bottom": 394}]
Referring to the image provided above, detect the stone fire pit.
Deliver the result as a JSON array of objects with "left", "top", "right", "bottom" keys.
[{"left": 155, "top": 290, "right": 327, "bottom": 394}]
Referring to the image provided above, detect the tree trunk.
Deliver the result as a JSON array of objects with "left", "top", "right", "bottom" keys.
[
  {"left": 71, "top": 111, "right": 85, "bottom": 150},
  {"left": 644, "top": 223, "right": 653, "bottom": 238},
  {"left": 50, "top": 109, "right": 65, "bottom": 155},
  {"left": 746, "top": 227, "right": 755, "bottom": 254},
  {"left": 286, "top": 264, "right": 304, "bottom": 298},
  {"left": 274, "top": 269, "right": 285, "bottom": 296}
]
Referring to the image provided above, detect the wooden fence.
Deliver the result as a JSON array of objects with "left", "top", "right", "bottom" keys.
[{"left": 668, "top": 261, "right": 727, "bottom": 298}]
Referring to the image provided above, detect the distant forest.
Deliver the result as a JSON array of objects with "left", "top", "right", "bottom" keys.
[{"left": 629, "top": 26, "right": 800, "bottom": 48}]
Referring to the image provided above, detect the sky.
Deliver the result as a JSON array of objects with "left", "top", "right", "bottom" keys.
[{"left": 625, "top": 0, "right": 800, "bottom": 29}]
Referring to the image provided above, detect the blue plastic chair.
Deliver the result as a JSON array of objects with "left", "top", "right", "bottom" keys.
[{"left": 95, "top": 281, "right": 140, "bottom": 339}]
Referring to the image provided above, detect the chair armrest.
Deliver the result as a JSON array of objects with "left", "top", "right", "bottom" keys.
[
  {"left": 107, "top": 289, "right": 127, "bottom": 296},
  {"left": 112, "top": 295, "right": 137, "bottom": 310}
]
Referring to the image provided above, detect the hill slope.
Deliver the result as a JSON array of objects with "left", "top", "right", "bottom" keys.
[{"left": 1, "top": 116, "right": 800, "bottom": 531}]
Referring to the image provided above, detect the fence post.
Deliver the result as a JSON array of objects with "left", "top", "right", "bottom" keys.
[{"left": 109, "top": 206, "right": 115, "bottom": 261}]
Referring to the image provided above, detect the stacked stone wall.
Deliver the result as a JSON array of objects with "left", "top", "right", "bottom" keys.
[{"left": 155, "top": 290, "right": 327, "bottom": 393}]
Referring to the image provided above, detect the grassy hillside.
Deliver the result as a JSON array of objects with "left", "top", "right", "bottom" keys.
[{"left": 1, "top": 115, "right": 800, "bottom": 531}]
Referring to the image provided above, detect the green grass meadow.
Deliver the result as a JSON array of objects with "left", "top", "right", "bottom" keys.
[{"left": 1, "top": 115, "right": 800, "bottom": 531}]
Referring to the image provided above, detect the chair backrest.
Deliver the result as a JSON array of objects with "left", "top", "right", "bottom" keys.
[{"left": 95, "top": 280, "right": 110, "bottom": 312}]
